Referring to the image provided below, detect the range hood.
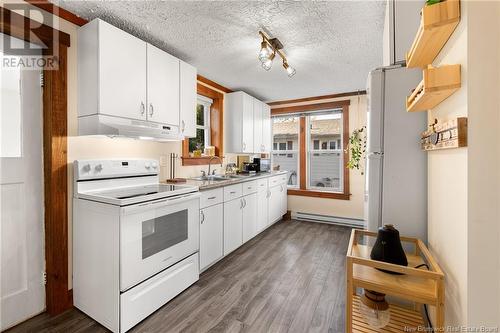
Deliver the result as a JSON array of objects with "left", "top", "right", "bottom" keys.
[{"left": 78, "top": 115, "right": 181, "bottom": 141}]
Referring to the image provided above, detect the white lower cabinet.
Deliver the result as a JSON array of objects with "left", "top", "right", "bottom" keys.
[
  {"left": 198, "top": 174, "right": 287, "bottom": 272},
  {"left": 280, "top": 184, "right": 287, "bottom": 216},
  {"left": 256, "top": 187, "right": 269, "bottom": 232},
  {"left": 269, "top": 185, "right": 282, "bottom": 224},
  {"left": 242, "top": 193, "right": 258, "bottom": 243},
  {"left": 223, "top": 198, "right": 243, "bottom": 255},
  {"left": 199, "top": 204, "right": 223, "bottom": 271}
]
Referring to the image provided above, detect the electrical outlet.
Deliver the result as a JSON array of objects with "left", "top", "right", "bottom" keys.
[{"left": 159, "top": 155, "right": 169, "bottom": 166}]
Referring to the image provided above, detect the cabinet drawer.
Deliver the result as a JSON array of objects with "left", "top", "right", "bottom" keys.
[
  {"left": 257, "top": 178, "right": 268, "bottom": 192},
  {"left": 242, "top": 180, "right": 258, "bottom": 195},
  {"left": 120, "top": 253, "right": 199, "bottom": 332},
  {"left": 224, "top": 184, "right": 243, "bottom": 201},
  {"left": 200, "top": 188, "right": 223, "bottom": 208},
  {"left": 268, "top": 175, "right": 282, "bottom": 187},
  {"left": 279, "top": 173, "right": 288, "bottom": 185}
]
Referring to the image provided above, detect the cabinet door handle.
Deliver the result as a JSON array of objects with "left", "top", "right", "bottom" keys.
[
  {"left": 243, "top": 198, "right": 247, "bottom": 208},
  {"left": 200, "top": 210, "right": 205, "bottom": 224},
  {"left": 208, "top": 196, "right": 216, "bottom": 200},
  {"left": 149, "top": 103, "right": 154, "bottom": 117},
  {"left": 140, "top": 101, "right": 145, "bottom": 116},
  {"left": 240, "top": 198, "right": 244, "bottom": 209},
  {"left": 242, "top": 142, "right": 246, "bottom": 151},
  {"left": 181, "top": 120, "right": 185, "bottom": 132}
]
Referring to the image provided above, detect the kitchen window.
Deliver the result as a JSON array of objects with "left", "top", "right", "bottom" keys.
[
  {"left": 188, "top": 95, "right": 212, "bottom": 153},
  {"left": 182, "top": 81, "right": 224, "bottom": 166},
  {"left": 271, "top": 116, "right": 300, "bottom": 187},
  {"left": 270, "top": 100, "right": 350, "bottom": 200}
]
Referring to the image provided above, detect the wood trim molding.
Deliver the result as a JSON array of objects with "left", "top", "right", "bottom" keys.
[
  {"left": 182, "top": 83, "right": 225, "bottom": 166},
  {"left": 0, "top": 5, "right": 71, "bottom": 47},
  {"left": 271, "top": 100, "right": 350, "bottom": 116},
  {"left": 197, "top": 75, "right": 233, "bottom": 94},
  {"left": 43, "top": 43, "right": 71, "bottom": 314},
  {"left": 24, "top": 0, "right": 88, "bottom": 26},
  {"left": 268, "top": 90, "right": 366, "bottom": 106},
  {"left": 299, "top": 117, "right": 306, "bottom": 189},
  {"left": 287, "top": 189, "right": 350, "bottom": 200}
]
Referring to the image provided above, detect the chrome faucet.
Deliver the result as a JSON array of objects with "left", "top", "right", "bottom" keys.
[{"left": 207, "top": 156, "right": 223, "bottom": 177}]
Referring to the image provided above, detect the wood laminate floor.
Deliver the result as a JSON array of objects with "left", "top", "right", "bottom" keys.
[{"left": 6, "top": 219, "right": 351, "bottom": 333}]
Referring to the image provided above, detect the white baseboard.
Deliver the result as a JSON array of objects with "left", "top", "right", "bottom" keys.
[{"left": 292, "top": 212, "right": 364, "bottom": 228}]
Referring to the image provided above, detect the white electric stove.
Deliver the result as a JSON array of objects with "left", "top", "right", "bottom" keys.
[{"left": 73, "top": 159, "right": 200, "bottom": 333}]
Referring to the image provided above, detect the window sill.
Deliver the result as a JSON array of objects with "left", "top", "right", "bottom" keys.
[
  {"left": 287, "top": 189, "right": 350, "bottom": 200},
  {"left": 181, "top": 156, "right": 221, "bottom": 166}
]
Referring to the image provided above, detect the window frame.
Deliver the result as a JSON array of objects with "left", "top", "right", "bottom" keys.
[
  {"left": 271, "top": 100, "right": 350, "bottom": 200},
  {"left": 306, "top": 113, "right": 344, "bottom": 193},
  {"left": 188, "top": 95, "right": 212, "bottom": 153},
  {"left": 182, "top": 83, "right": 224, "bottom": 166},
  {"left": 271, "top": 116, "right": 300, "bottom": 189}
]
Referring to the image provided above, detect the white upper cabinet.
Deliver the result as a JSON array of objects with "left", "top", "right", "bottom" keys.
[
  {"left": 253, "top": 99, "right": 263, "bottom": 153},
  {"left": 225, "top": 91, "right": 254, "bottom": 153},
  {"left": 261, "top": 103, "right": 272, "bottom": 152},
  {"left": 226, "top": 91, "right": 271, "bottom": 154},
  {"left": 79, "top": 19, "right": 147, "bottom": 120},
  {"left": 179, "top": 61, "right": 197, "bottom": 138},
  {"left": 78, "top": 19, "right": 198, "bottom": 138},
  {"left": 146, "top": 44, "right": 179, "bottom": 125}
]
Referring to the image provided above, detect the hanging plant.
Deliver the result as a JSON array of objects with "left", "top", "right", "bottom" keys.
[{"left": 346, "top": 126, "right": 366, "bottom": 173}]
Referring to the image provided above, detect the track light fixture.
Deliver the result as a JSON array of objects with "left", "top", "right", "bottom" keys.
[{"left": 258, "top": 31, "right": 296, "bottom": 77}]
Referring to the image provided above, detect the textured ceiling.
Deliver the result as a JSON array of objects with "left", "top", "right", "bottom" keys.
[{"left": 55, "top": 1, "right": 385, "bottom": 102}]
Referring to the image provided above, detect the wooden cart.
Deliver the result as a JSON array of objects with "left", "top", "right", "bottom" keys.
[{"left": 346, "top": 229, "right": 444, "bottom": 332}]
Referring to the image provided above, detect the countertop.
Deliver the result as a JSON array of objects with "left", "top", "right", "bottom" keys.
[{"left": 178, "top": 170, "right": 288, "bottom": 191}]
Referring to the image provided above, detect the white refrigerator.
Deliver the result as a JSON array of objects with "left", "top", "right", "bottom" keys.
[{"left": 364, "top": 65, "right": 428, "bottom": 242}]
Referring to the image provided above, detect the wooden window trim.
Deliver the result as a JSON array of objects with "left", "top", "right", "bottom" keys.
[
  {"left": 1, "top": 6, "right": 72, "bottom": 314},
  {"left": 273, "top": 101, "right": 351, "bottom": 201},
  {"left": 268, "top": 90, "right": 365, "bottom": 106},
  {"left": 182, "top": 83, "right": 224, "bottom": 166}
]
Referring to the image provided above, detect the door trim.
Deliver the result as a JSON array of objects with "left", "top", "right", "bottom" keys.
[{"left": 1, "top": 6, "right": 72, "bottom": 315}]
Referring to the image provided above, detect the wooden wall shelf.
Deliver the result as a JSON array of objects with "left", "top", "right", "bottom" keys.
[
  {"left": 406, "top": 0, "right": 461, "bottom": 68},
  {"left": 406, "top": 64, "right": 461, "bottom": 112},
  {"left": 346, "top": 229, "right": 445, "bottom": 332}
]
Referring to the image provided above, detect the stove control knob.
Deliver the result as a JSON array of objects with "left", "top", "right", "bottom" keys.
[
  {"left": 144, "top": 162, "right": 151, "bottom": 169},
  {"left": 152, "top": 162, "right": 158, "bottom": 170},
  {"left": 82, "top": 164, "right": 91, "bottom": 173},
  {"left": 95, "top": 164, "right": 103, "bottom": 172}
]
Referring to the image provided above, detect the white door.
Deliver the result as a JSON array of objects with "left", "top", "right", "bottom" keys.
[
  {"left": 1, "top": 45, "right": 45, "bottom": 330},
  {"left": 268, "top": 185, "right": 282, "bottom": 224},
  {"left": 179, "top": 61, "right": 197, "bottom": 138},
  {"left": 146, "top": 44, "right": 179, "bottom": 125},
  {"left": 241, "top": 94, "right": 254, "bottom": 153},
  {"left": 256, "top": 188, "right": 268, "bottom": 232},
  {"left": 253, "top": 99, "right": 263, "bottom": 153},
  {"left": 242, "top": 193, "right": 257, "bottom": 243},
  {"left": 261, "top": 103, "right": 272, "bottom": 152},
  {"left": 223, "top": 198, "right": 243, "bottom": 255},
  {"left": 199, "top": 204, "right": 223, "bottom": 270},
  {"left": 99, "top": 20, "right": 147, "bottom": 120}
]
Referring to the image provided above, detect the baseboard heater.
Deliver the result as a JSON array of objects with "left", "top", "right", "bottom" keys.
[{"left": 292, "top": 212, "right": 364, "bottom": 228}]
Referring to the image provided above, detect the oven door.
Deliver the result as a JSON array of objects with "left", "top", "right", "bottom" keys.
[{"left": 120, "top": 192, "right": 200, "bottom": 291}]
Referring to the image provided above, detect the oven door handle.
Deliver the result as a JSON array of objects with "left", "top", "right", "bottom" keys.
[{"left": 122, "top": 192, "right": 201, "bottom": 214}]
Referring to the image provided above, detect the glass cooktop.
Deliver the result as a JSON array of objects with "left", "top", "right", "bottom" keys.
[{"left": 97, "top": 184, "right": 185, "bottom": 200}]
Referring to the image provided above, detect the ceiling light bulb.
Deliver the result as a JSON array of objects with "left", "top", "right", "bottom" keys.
[
  {"left": 283, "top": 61, "right": 296, "bottom": 77},
  {"left": 261, "top": 52, "right": 275, "bottom": 71},
  {"left": 258, "top": 41, "right": 271, "bottom": 62}
]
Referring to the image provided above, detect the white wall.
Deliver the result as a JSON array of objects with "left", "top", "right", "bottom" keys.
[
  {"left": 466, "top": 1, "right": 500, "bottom": 327},
  {"left": 428, "top": 0, "right": 500, "bottom": 328},
  {"left": 271, "top": 95, "right": 367, "bottom": 220}
]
